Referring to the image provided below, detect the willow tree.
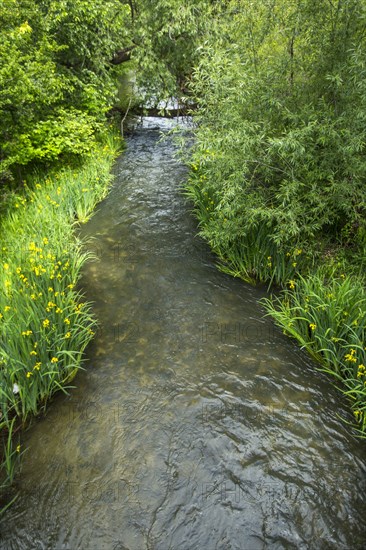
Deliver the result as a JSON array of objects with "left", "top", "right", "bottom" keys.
[
  {"left": 187, "top": 0, "right": 366, "bottom": 277},
  {"left": 112, "top": 0, "right": 216, "bottom": 102}
]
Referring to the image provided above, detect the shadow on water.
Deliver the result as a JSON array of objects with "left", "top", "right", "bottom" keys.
[{"left": 1, "top": 117, "right": 365, "bottom": 550}]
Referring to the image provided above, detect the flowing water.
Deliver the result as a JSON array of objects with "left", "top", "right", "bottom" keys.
[{"left": 1, "top": 118, "right": 366, "bottom": 550}]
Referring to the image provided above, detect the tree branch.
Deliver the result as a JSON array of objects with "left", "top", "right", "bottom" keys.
[{"left": 111, "top": 45, "right": 136, "bottom": 65}]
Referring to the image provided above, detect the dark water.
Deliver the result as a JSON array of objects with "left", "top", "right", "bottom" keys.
[{"left": 1, "top": 118, "right": 365, "bottom": 550}]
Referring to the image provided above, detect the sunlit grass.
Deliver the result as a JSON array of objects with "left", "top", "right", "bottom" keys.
[
  {"left": 263, "top": 270, "right": 366, "bottom": 435},
  {"left": 0, "top": 131, "right": 121, "bottom": 497}
]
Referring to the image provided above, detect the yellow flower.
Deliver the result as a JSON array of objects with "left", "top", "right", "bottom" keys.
[
  {"left": 289, "top": 280, "right": 296, "bottom": 290},
  {"left": 4, "top": 306, "right": 10, "bottom": 312},
  {"left": 21, "top": 330, "right": 32, "bottom": 336},
  {"left": 3, "top": 263, "right": 9, "bottom": 270},
  {"left": 18, "top": 21, "right": 32, "bottom": 34},
  {"left": 51, "top": 357, "right": 58, "bottom": 363},
  {"left": 0, "top": 313, "right": 3, "bottom": 320},
  {"left": 309, "top": 323, "right": 316, "bottom": 331},
  {"left": 30, "top": 350, "right": 37, "bottom": 356},
  {"left": 64, "top": 318, "right": 70, "bottom": 325},
  {"left": 26, "top": 371, "right": 33, "bottom": 378},
  {"left": 16, "top": 445, "right": 21, "bottom": 453},
  {"left": 34, "top": 362, "right": 41, "bottom": 370},
  {"left": 292, "top": 262, "right": 297, "bottom": 268},
  {"left": 357, "top": 364, "right": 366, "bottom": 378},
  {"left": 43, "top": 319, "right": 50, "bottom": 328},
  {"left": 345, "top": 353, "right": 357, "bottom": 363},
  {"left": 43, "top": 237, "right": 49, "bottom": 245},
  {"left": 64, "top": 332, "right": 71, "bottom": 339},
  {"left": 56, "top": 308, "right": 63, "bottom": 314}
]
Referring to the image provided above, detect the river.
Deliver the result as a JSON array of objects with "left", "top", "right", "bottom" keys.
[{"left": 1, "top": 117, "right": 365, "bottom": 550}]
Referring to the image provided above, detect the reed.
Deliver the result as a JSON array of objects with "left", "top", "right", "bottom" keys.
[
  {"left": 0, "top": 133, "right": 120, "bottom": 497},
  {"left": 263, "top": 270, "right": 366, "bottom": 435}
]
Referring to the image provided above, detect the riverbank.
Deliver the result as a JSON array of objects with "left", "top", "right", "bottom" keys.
[
  {"left": 185, "top": 162, "right": 366, "bottom": 436},
  {"left": 0, "top": 129, "right": 121, "bottom": 503},
  {"left": 182, "top": 0, "right": 366, "bottom": 437}
]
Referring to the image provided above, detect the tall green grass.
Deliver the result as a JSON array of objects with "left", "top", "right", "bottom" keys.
[
  {"left": 0, "top": 131, "right": 121, "bottom": 501},
  {"left": 263, "top": 271, "right": 366, "bottom": 435}
]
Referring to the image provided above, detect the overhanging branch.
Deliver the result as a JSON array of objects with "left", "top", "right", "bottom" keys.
[{"left": 111, "top": 45, "right": 137, "bottom": 65}]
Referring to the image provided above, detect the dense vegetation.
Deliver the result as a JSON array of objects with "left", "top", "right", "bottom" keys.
[
  {"left": 0, "top": 0, "right": 215, "bottom": 505},
  {"left": 1, "top": 0, "right": 366, "bottom": 510},
  {"left": 0, "top": 0, "right": 212, "bottom": 185},
  {"left": 0, "top": 0, "right": 125, "bottom": 502},
  {"left": 185, "top": 0, "right": 366, "bottom": 434},
  {"left": 0, "top": 138, "right": 119, "bottom": 501}
]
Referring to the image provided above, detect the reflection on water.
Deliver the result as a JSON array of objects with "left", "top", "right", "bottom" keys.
[{"left": 1, "top": 118, "right": 365, "bottom": 550}]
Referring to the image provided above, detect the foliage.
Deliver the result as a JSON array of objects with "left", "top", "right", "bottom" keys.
[
  {"left": 187, "top": 0, "right": 366, "bottom": 268},
  {"left": 0, "top": 132, "right": 120, "bottom": 495},
  {"left": 0, "top": 0, "right": 216, "bottom": 180},
  {"left": 0, "top": 0, "right": 128, "bottom": 180},
  {"left": 263, "top": 271, "right": 366, "bottom": 434},
  {"left": 184, "top": 0, "right": 366, "bottom": 435},
  {"left": 120, "top": 0, "right": 216, "bottom": 104}
]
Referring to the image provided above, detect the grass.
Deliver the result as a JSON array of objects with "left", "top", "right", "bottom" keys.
[
  {"left": 0, "top": 128, "right": 121, "bottom": 504},
  {"left": 214, "top": 231, "right": 309, "bottom": 287},
  {"left": 263, "top": 270, "right": 366, "bottom": 435}
]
